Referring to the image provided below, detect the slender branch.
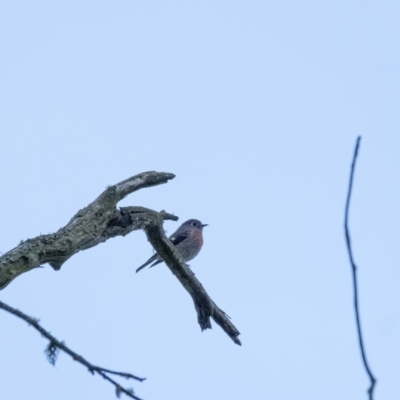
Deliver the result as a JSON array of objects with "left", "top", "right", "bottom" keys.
[
  {"left": 344, "top": 136, "right": 377, "bottom": 399},
  {"left": 0, "top": 299, "right": 144, "bottom": 400}
]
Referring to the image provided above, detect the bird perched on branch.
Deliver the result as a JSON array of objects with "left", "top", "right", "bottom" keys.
[{"left": 136, "top": 219, "right": 208, "bottom": 273}]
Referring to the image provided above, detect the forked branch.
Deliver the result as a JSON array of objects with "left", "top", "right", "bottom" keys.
[{"left": 0, "top": 171, "right": 241, "bottom": 344}]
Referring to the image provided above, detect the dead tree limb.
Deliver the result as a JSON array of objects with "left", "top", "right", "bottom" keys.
[
  {"left": 0, "top": 171, "right": 176, "bottom": 288},
  {"left": 144, "top": 219, "right": 241, "bottom": 344},
  {"left": 344, "top": 137, "right": 377, "bottom": 400},
  {"left": 0, "top": 171, "right": 241, "bottom": 344}
]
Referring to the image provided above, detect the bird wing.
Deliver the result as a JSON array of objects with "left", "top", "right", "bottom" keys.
[{"left": 169, "top": 230, "right": 190, "bottom": 246}]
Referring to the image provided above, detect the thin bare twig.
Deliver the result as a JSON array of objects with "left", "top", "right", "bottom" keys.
[
  {"left": 0, "top": 300, "right": 145, "bottom": 400},
  {"left": 344, "top": 136, "right": 377, "bottom": 400}
]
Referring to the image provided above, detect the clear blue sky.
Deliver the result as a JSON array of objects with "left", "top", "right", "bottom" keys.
[{"left": 1, "top": 1, "right": 399, "bottom": 399}]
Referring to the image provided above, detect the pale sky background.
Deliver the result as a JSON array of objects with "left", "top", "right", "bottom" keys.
[{"left": 1, "top": 1, "right": 399, "bottom": 399}]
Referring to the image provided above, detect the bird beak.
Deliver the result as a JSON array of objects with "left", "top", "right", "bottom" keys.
[{"left": 201, "top": 224, "right": 208, "bottom": 228}]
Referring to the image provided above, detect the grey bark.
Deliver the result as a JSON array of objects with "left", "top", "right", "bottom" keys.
[{"left": 0, "top": 171, "right": 241, "bottom": 345}]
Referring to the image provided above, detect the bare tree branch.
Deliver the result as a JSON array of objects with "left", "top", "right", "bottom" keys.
[
  {"left": 0, "top": 171, "right": 241, "bottom": 345},
  {"left": 0, "top": 171, "right": 176, "bottom": 289},
  {"left": 144, "top": 220, "right": 241, "bottom": 345},
  {"left": 344, "top": 136, "right": 377, "bottom": 400},
  {"left": 0, "top": 299, "right": 145, "bottom": 400}
]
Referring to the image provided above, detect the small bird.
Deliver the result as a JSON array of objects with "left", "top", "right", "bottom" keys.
[{"left": 136, "top": 219, "right": 208, "bottom": 273}]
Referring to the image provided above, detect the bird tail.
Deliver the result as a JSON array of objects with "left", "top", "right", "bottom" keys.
[{"left": 136, "top": 254, "right": 163, "bottom": 273}]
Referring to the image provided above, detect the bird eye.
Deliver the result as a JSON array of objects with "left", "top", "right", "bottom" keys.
[{"left": 191, "top": 221, "right": 197, "bottom": 227}]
